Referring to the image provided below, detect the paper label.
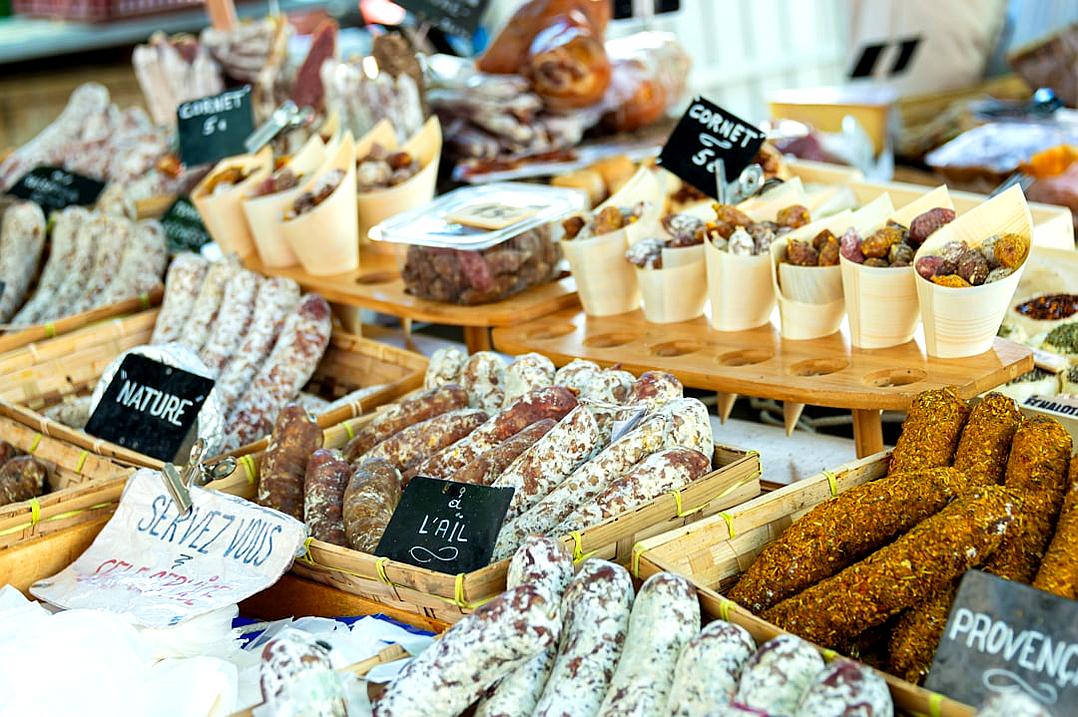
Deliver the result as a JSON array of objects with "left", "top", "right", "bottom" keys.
[
  {"left": 31, "top": 470, "right": 307, "bottom": 627},
  {"left": 447, "top": 201, "right": 538, "bottom": 230}
]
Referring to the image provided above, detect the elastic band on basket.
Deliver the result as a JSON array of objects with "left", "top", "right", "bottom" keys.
[
  {"left": 820, "top": 647, "right": 838, "bottom": 660},
  {"left": 343, "top": 421, "right": 355, "bottom": 441},
  {"left": 823, "top": 470, "right": 838, "bottom": 497},
  {"left": 719, "top": 512, "right": 736, "bottom": 538},
  {"left": 29, "top": 498, "right": 41, "bottom": 526},
  {"left": 28, "top": 434, "right": 42, "bottom": 453},
  {"left": 239, "top": 455, "right": 257, "bottom": 485},
  {"left": 44, "top": 324, "right": 56, "bottom": 339},
  {"left": 448, "top": 574, "right": 493, "bottom": 610},
  {"left": 630, "top": 542, "right": 647, "bottom": 578},
  {"left": 0, "top": 500, "right": 115, "bottom": 538},
  {"left": 75, "top": 450, "right": 89, "bottom": 474},
  {"left": 929, "top": 692, "right": 943, "bottom": 717},
  {"left": 668, "top": 489, "right": 709, "bottom": 518},
  {"left": 719, "top": 597, "right": 733, "bottom": 622},
  {"left": 375, "top": 557, "right": 393, "bottom": 586},
  {"left": 297, "top": 536, "right": 315, "bottom": 565},
  {"left": 568, "top": 531, "right": 595, "bottom": 563},
  {"left": 138, "top": 292, "right": 150, "bottom": 309}
]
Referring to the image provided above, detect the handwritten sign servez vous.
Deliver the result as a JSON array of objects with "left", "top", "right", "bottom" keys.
[{"left": 30, "top": 469, "right": 307, "bottom": 627}]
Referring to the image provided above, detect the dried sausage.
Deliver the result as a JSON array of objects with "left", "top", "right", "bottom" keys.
[
  {"left": 73, "top": 212, "right": 135, "bottom": 313},
  {"left": 364, "top": 408, "right": 488, "bottom": 477},
  {"left": 735, "top": 635, "right": 825, "bottom": 716},
  {"left": 10, "top": 206, "right": 85, "bottom": 325},
  {"left": 303, "top": 448, "right": 350, "bottom": 546},
  {"left": 461, "top": 351, "right": 506, "bottom": 413},
  {"left": 624, "top": 370, "right": 683, "bottom": 410},
  {"left": 260, "top": 630, "right": 345, "bottom": 716},
  {"left": 0, "top": 201, "right": 46, "bottom": 322},
  {"left": 424, "top": 347, "right": 467, "bottom": 390},
  {"left": 0, "top": 455, "right": 48, "bottom": 506},
  {"left": 179, "top": 256, "right": 238, "bottom": 353},
  {"left": 667, "top": 621, "right": 756, "bottom": 717},
  {"left": 95, "top": 218, "right": 169, "bottom": 307},
  {"left": 553, "top": 359, "right": 601, "bottom": 393},
  {"left": 503, "top": 353, "right": 555, "bottom": 407},
  {"left": 341, "top": 385, "right": 470, "bottom": 463},
  {"left": 198, "top": 269, "right": 261, "bottom": 375},
  {"left": 151, "top": 252, "right": 210, "bottom": 344},
  {"left": 794, "top": 658, "right": 892, "bottom": 717},
  {"left": 343, "top": 458, "right": 402, "bottom": 553},
  {"left": 454, "top": 419, "right": 555, "bottom": 486},
  {"left": 43, "top": 206, "right": 99, "bottom": 321},
  {"left": 257, "top": 404, "right": 323, "bottom": 520}
]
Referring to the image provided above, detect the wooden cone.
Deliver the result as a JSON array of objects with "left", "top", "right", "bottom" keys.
[
  {"left": 717, "top": 393, "right": 738, "bottom": 424},
  {"left": 783, "top": 402, "right": 805, "bottom": 436}
]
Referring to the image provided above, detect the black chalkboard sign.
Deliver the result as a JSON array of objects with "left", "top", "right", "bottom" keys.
[
  {"left": 7, "top": 166, "right": 105, "bottom": 213},
  {"left": 84, "top": 354, "right": 215, "bottom": 462},
  {"left": 396, "top": 0, "right": 490, "bottom": 37},
  {"left": 924, "top": 570, "right": 1078, "bottom": 711},
  {"left": 177, "top": 85, "right": 255, "bottom": 167},
  {"left": 657, "top": 96, "right": 765, "bottom": 200},
  {"left": 375, "top": 476, "right": 514, "bottom": 574},
  {"left": 161, "top": 196, "right": 211, "bottom": 253}
]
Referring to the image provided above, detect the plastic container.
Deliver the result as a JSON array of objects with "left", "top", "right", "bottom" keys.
[{"left": 370, "top": 183, "right": 587, "bottom": 305}]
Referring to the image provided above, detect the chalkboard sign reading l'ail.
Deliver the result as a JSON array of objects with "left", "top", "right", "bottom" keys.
[
  {"left": 396, "top": 0, "right": 490, "bottom": 37},
  {"left": 161, "top": 196, "right": 211, "bottom": 253},
  {"left": 84, "top": 354, "right": 214, "bottom": 462},
  {"left": 177, "top": 85, "right": 255, "bottom": 167},
  {"left": 925, "top": 570, "right": 1078, "bottom": 711},
  {"left": 657, "top": 97, "right": 766, "bottom": 200},
  {"left": 7, "top": 166, "right": 105, "bottom": 213},
  {"left": 375, "top": 476, "right": 514, "bottom": 574}
]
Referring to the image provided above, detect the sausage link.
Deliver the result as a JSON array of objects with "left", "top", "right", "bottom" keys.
[
  {"left": 455, "top": 419, "right": 556, "bottom": 486},
  {"left": 793, "top": 658, "right": 892, "bottom": 717},
  {"left": 0, "top": 440, "right": 24, "bottom": 466},
  {"left": 624, "top": 370, "right": 683, "bottom": 410},
  {"left": 0, "top": 202, "right": 46, "bottom": 322},
  {"left": 73, "top": 213, "right": 135, "bottom": 313},
  {"left": 553, "top": 359, "right": 601, "bottom": 394},
  {"left": 341, "top": 384, "right": 470, "bottom": 463},
  {"left": 178, "top": 256, "right": 238, "bottom": 353},
  {"left": 11, "top": 206, "right": 85, "bottom": 324},
  {"left": 0, "top": 455, "right": 48, "bottom": 505},
  {"left": 151, "top": 252, "right": 210, "bottom": 344},
  {"left": 735, "top": 635, "right": 825, "bottom": 715},
  {"left": 503, "top": 353, "right": 555, "bottom": 407},
  {"left": 461, "top": 351, "right": 507, "bottom": 413},
  {"left": 343, "top": 458, "right": 402, "bottom": 553},
  {"left": 257, "top": 404, "right": 323, "bottom": 520},
  {"left": 260, "top": 630, "right": 345, "bottom": 716},
  {"left": 667, "top": 621, "right": 757, "bottom": 717},
  {"left": 198, "top": 269, "right": 261, "bottom": 375},
  {"left": 424, "top": 347, "right": 467, "bottom": 390},
  {"left": 303, "top": 448, "right": 351, "bottom": 546},
  {"left": 363, "top": 408, "right": 488, "bottom": 477}
]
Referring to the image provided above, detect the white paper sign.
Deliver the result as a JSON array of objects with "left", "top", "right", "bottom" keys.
[{"left": 31, "top": 469, "right": 307, "bottom": 627}]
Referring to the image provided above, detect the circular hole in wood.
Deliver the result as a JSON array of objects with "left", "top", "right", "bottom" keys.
[
  {"left": 863, "top": 368, "right": 927, "bottom": 388},
  {"left": 584, "top": 332, "right": 638, "bottom": 348},
  {"left": 649, "top": 340, "right": 703, "bottom": 357},
  {"left": 355, "top": 271, "right": 397, "bottom": 285},
  {"left": 787, "top": 357, "right": 849, "bottom": 377},
  {"left": 525, "top": 323, "right": 576, "bottom": 341},
  {"left": 718, "top": 349, "right": 773, "bottom": 367}
]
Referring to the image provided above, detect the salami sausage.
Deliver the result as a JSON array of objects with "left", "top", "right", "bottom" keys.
[
  {"left": 667, "top": 621, "right": 756, "bottom": 717},
  {"left": 179, "top": 256, "right": 238, "bottom": 353},
  {"left": 0, "top": 201, "right": 46, "bottom": 322},
  {"left": 198, "top": 269, "right": 261, "bottom": 375},
  {"left": 303, "top": 448, "right": 350, "bottom": 546},
  {"left": 553, "top": 359, "right": 600, "bottom": 393},
  {"left": 533, "top": 559, "right": 634, "bottom": 717},
  {"left": 150, "top": 252, "right": 210, "bottom": 344},
  {"left": 424, "top": 347, "right": 467, "bottom": 390},
  {"left": 343, "top": 458, "right": 402, "bottom": 552},
  {"left": 625, "top": 370, "right": 683, "bottom": 410},
  {"left": 579, "top": 369, "right": 635, "bottom": 404},
  {"left": 408, "top": 386, "right": 578, "bottom": 481},
  {"left": 373, "top": 584, "right": 561, "bottom": 717},
  {"left": 0, "top": 455, "right": 48, "bottom": 505},
  {"left": 364, "top": 408, "right": 488, "bottom": 477},
  {"left": 506, "top": 535, "right": 574, "bottom": 593},
  {"left": 493, "top": 404, "right": 604, "bottom": 522},
  {"left": 794, "top": 658, "right": 892, "bottom": 717},
  {"left": 224, "top": 293, "right": 333, "bottom": 449},
  {"left": 735, "top": 635, "right": 825, "bottom": 715},
  {"left": 257, "top": 404, "right": 323, "bottom": 520},
  {"left": 96, "top": 218, "right": 169, "bottom": 307},
  {"left": 44, "top": 208, "right": 100, "bottom": 321},
  {"left": 454, "top": 419, "right": 556, "bottom": 486},
  {"left": 214, "top": 276, "right": 301, "bottom": 409},
  {"left": 260, "top": 629, "right": 346, "bottom": 717},
  {"left": 341, "top": 385, "right": 470, "bottom": 463},
  {"left": 10, "top": 206, "right": 86, "bottom": 325},
  {"left": 73, "top": 212, "right": 135, "bottom": 313},
  {"left": 503, "top": 353, "right": 555, "bottom": 407},
  {"left": 596, "top": 572, "right": 700, "bottom": 717},
  {"left": 554, "top": 447, "right": 711, "bottom": 535},
  {"left": 462, "top": 351, "right": 507, "bottom": 413}
]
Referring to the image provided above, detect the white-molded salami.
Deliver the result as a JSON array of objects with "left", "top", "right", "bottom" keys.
[
  {"left": 178, "top": 256, "right": 238, "bottom": 353},
  {"left": 667, "top": 621, "right": 757, "bottom": 717},
  {"left": 579, "top": 369, "right": 635, "bottom": 405},
  {"left": 506, "top": 535, "right": 574, "bottom": 593},
  {"left": 10, "top": 206, "right": 85, "bottom": 325},
  {"left": 596, "top": 572, "right": 700, "bottom": 717},
  {"left": 72, "top": 212, "right": 134, "bottom": 312},
  {"left": 0, "top": 202, "right": 46, "bottom": 322},
  {"left": 96, "top": 218, "right": 169, "bottom": 307},
  {"left": 503, "top": 353, "right": 555, "bottom": 407},
  {"left": 794, "top": 658, "right": 893, "bottom": 717},
  {"left": 973, "top": 692, "right": 1051, "bottom": 717},
  {"left": 462, "top": 351, "right": 507, "bottom": 413},
  {"left": 534, "top": 559, "right": 634, "bottom": 717},
  {"left": 198, "top": 268, "right": 261, "bottom": 375},
  {"left": 625, "top": 370, "right": 683, "bottom": 411},
  {"left": 735, "top": 635, "right": 825, "bottom": 715},
  {"left": 151, "top": 252, "right": 210, "bottom": 344},
  {"left": 553, "top": 359, "right": 601, "bottom": 394},
  {"left": 260, "top": 628, "right": 346, "bottom": 717},
  {"left": 43, "top": 208, "right": 99, "bottom": 321},
  {"left": 424, "top": 346, "right": 467, "bottom": 390}
]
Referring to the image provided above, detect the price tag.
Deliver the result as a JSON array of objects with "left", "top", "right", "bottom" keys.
[
  {"left": 375, "top": 476, "right": 514, "bottom": 574},
  {"left": 924, "top": 570, "right": 1078, "bottom": 711},
  {"left": 30, "top": 469, "right": 307, "bottom": 627},
  {"left": 161, "top": 196, "right": 211, "bottom": 253},
  {"left": 396, "top": 0, "right": 490, "bottom": 37},
  {"left": 84, "top": 354, "right": 214, "bottom": 462},
  {"left": 177, "top": 85, "right": 255, "bottom": 167},
  {"left": 7, "top": 166, "right": 105, "bottom": 212},
  {"left": 657, "top": 96, "right": 765, "bottom": 200},
  {"left": 447, "top": 201, "right": 538, "bottom": 230}
]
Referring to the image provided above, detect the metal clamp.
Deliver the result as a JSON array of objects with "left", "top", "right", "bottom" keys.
[{"left": 161, "top": 438, "right": 237, "bottom": 514}]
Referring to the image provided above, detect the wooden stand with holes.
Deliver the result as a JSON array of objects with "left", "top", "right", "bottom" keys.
[
  {"left": 244, "top": 248, "right": 580, "bottom": 353},
  {"left": 492, "top": 308, "right": 1033, "bottom": 458}
]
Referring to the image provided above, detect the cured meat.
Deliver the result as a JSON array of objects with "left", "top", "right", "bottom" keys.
[
  {"left": 793, "top": 658, "right": 892, "bottom": 717},
  {"left": 525, "top": 7, "right": 611, "bottom": 109},
  {"left": 0, "top": 202, "right": 46, "bottom": 322},
  {"left": 363, "top": 408, "right": 489, "bottom": 477},
  {"left": 454, "top": 419, "right": 556, "bottom": 486},
  {"left": 0, "top": 455, "right": 49, "bottom": 505},
  {"left": 224, "top": 293, "right": 333, "bottom": 449},
  {"left": 341, "top": 385, "right": 470, "bottom": 463},
  {"left": 461, "top": 351, "right": 507, "bottom": 413},
  {"left": 178, "top": 256, "right": 238, "bottom": 353},
  {"left": 503, "top": 353, "right": 556, "bottom": 407},
  {"left": 214, "top": 276, "right": 301, "bottom": 410},
  {"left": 506, "top": 536, "right": 574, "bottom": 594},
  {"left": 342, "top": 458, "right": 402, "bottom": 553},
  {"left": 41, "top": 207, "right": 101, "bottom": 322},
  {"left": 96, "top": 219, "right": 169, "bottom": 307},
  {"left": 596, "top": 572, "right": 699, "bottom": 716},
  {"left": 735, "top": 635, "right": 825, "bottom": 715},
  {"left": 533, "top": 559, "right": 634, "bottom": 717},
  {"left": 667, "top": 621, "right": 757, "bottom": 717},
  {"left": 10, "top": 206, "right": 86, "bottom": 325},
  {"left": 151, "top": 252, "right": 210, "bottom": 345},
  {"left": 579, "top": 369, "right": 634, "bottom": 405},
  {"left": 424, "top": 347, "right": 467, "bottom": 390},
  {"left": 258, "top": 404, "right": 322, "bottom": 520},
  {"left": 133, "top": 33, "right": 224, "bottom": 127},
  {"left": 72, "top": 212, "right": 136, "bottom": 313},
  {"left": 292, "top": 19, "right": 337, "bottom": 111},
  {"left": 553, "top": 359, "right": 600, "bottom": 394},
  {"left": 889, "top": 387, "right": 970, "bottom": 474},
  {"left": 260, "top": 629, "right": 346, "bottom": 717},
  {"left": 303, "top": 448, "right": 350, "bottom": 546},
  {"left": 198, "top": 269, "right": 261, "bottom": 375},
  {"left": 625, "top": 370, "right": 683, "bottom": 410}
]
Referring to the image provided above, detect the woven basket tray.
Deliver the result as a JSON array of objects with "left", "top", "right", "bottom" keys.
[{"left": 634, "top": 449, "right": 982, "bottom": 717}]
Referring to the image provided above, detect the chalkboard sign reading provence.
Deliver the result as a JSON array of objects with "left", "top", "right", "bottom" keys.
[
  {"left": 84, "top": 354, "right": 214, "bottom": 462},
  {"left": 375, "top": 476, "right": 514, "bottom": 574},
  {"left": 396, "top": 0, "right": 490, "bottom": 37},
  {"left": 7, "top": 166, "right": 105, "bottom": 213},
  {"left": 177, "top": 85, "right": 255, "bottom": 167},
  {"left": 161, "top": 196, "right": 211, "bottom": 253},
  {"left": 657, "top": 96, "right": 765, "bottom": 200},
  {"left": 925, "top": 570, "right": 1078, "bottom": 711}
]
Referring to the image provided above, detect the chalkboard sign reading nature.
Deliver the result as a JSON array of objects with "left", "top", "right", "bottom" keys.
[
  {"left": 396, "top": 0, "right": 490, "bottom": 37},
  {"left": 658, "top": 97, "right": 765, "bottom": 200},
  {"left": 177, "top": 85, "right": 255, "bottom": 167},
  {"left": 161, "top": 196, "right": 211, "bottom": 253},
  {"left": 375, "top": 476, "right": 514, "bottom": 574},
  {"left": 84, "top": 354, "right": 214, "bottom": 462},
  {"left": 925, "top": 570, "right": 1078, "bottom": 711},
  {"left": 7, "top": 166, "right": 105, "bottom": 213}
]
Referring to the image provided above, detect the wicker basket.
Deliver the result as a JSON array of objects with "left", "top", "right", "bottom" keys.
[
  {"left": 0, "top": 309, "right": 427, "bottom": 468},
  {"left": 633, "top": 450, "right": 979, "bottom": 717},
  {"left": 0, "top": 403, "right": 131, "bottom": 549},
  {"left": 206, "top": 420, "right": 762, "bottom": 624}
]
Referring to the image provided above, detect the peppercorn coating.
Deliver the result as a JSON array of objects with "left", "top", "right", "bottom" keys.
[
  {"left": 1003, "top": 417, "right": 1072, "bottom": 493},
  {"left": 889, "top": 388, "right": 970, "bottom": 475},
  {"left": 762, "top": 486, "right": 1019, "bottom": 649},
  {"left": 728, "top": 467, "right": 976, "bottom": 613},
  {"left": 952, "top": 392, "right": 1022, "bottom": 484}
]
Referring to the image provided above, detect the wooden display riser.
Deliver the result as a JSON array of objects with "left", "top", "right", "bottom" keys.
[
  {"left": 244, "top": 247, "right": 580, "bottom": 353},
  {"left": 492, "top": 308, "right": 1033, "bottom": 458}
]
